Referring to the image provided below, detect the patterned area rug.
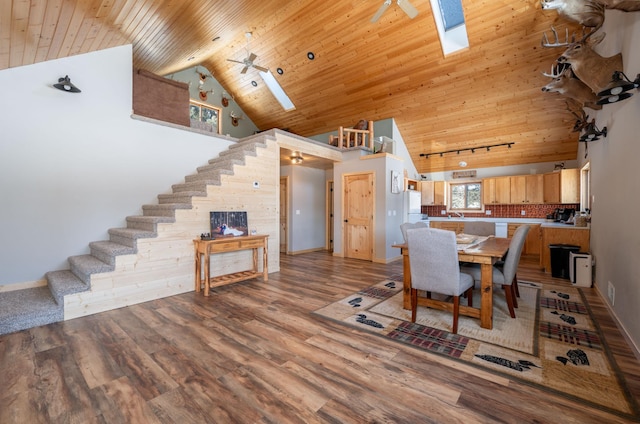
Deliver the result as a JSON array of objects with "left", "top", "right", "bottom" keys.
[{"left": 314, "top": 279, "right": 640, "bottom": 420}]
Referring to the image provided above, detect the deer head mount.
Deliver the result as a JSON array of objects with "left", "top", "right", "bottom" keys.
[
  {"left": 541, "top": 0, "right": 605, "bottom": 31},
  {"left": 230, "top": 111, "right": 244, "bottom": 127},
  {"left": 541, "top": 62, "right": 602, "bottom": 109}
]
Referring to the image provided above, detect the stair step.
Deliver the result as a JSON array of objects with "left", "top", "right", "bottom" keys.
[
  {"left": 141, "top": 203, "right": 192, "bottom": 217},
  {"left": 68, "top": 255, "right": 114, "bottom": 285},
  {"left": 171, "top": 180, "right": 219, "bottom": 193},
  {"left": 0, "top": 287, "right": 63, "bottom": 335},
  {"left": 184, "top": 170, "right": 232, "bottom": 183},
  {"left": 126, "top": 215, "right": 175, "bottom": 230},
  {"left": 46, "top": 270, "right": 90, "bottom": 304},
  {"left": 157, "top": 191, "right": 206, "bottom": 204},
  {"left": 197, "top": 158, "right": 244, "bottom": 173},
  {"left": 108, "top": 227, "right": 156, "bottom": 248},
  {"left": 89, "top": 241, "right": 137, "bottom": 265}
]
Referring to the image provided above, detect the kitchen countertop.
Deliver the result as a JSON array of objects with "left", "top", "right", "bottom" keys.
[{"left": 426, "top": 216, "right": 590, "bottom": 229}]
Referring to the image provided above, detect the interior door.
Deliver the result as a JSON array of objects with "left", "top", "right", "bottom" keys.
[
  {"left": 279, "top": 177, "right": 288, "bottom": 253},
  {"left": 343, "top": 173, "right": 374, "bottom": 261}
]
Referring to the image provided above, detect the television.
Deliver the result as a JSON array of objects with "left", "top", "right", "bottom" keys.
[{"left": 210, "top": 211, "right": 248, "bottom": 237}]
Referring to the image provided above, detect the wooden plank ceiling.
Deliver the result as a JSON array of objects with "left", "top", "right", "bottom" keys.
[{"left": 0, "top": 0, "right": 584, "bottom": 173}]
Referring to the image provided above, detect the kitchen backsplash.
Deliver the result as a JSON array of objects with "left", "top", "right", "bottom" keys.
[{"left": 422, "top": 203, "right": 581, "bottom": 219}]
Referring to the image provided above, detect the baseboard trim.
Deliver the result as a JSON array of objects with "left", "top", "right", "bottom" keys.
[
  {"left": 287, "top": 247, "right": 326, "bottom": 255},
  {"left": 0, "top": 279, "right": 47, "bottom": 293}
]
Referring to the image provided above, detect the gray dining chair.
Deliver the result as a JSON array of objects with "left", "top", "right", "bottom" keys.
[
  {"left": 461, "top": 225, "right": 530, "bottom": 318},
  {"left": 406, "top": 227, "right": 474, "bottom": 334},
  {"left": 400, "top": 221, "right": 428, "bottom": 243},
  {"left": 463, "top": 221, "right": 495, "bottom": 236}
]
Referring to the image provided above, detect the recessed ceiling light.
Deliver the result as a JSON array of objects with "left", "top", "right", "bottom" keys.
[
  {"left": 251, "top": 81, "right": 257, "bottom": 87},
  {"left": 459, "top": 161, "right": 467, "bottom": 167},
  {"left": 277, "top": 68, "right": 284, "bottom": 75},
  {"left": 307, "top": 52, "right": 315, "bottom": 60}
]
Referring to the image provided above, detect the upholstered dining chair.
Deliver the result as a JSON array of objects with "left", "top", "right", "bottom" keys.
[
  {"left": 461, "top": 225, "right": 530, "bottom": 318},
  {"left": 463, "top": 221, "right": 495, "bottom": 236},
  {"left": 400, "top": 221, "right": 428, "bottom": 243},
  {"left": 406, "top": 227, "right": 474, "bottom": 334}
]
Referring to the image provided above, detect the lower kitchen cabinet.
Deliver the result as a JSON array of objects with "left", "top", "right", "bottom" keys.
[
  {"left": 508, "top": 223, "right": 541, "bottom": 259},
  {"left": 430, "top": 221, "right": 464, "bottom": 234},
  {"left": 540, "top": 226, "right": 590, "bottom": 273}
]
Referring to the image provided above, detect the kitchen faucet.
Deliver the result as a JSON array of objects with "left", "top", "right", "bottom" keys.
[{"left": 454, "top": 212, "right": 464, "bottom": 218}]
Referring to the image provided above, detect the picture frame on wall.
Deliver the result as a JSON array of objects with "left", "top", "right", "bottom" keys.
[
  {"left": 391, "top": 170, "right": 401, "bottom": 194},
  {"left": 189, "top": 101, "right": 222, "bottom": 133}
]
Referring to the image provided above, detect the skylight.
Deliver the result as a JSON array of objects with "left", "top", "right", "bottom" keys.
[
  {"left": 259, "top": 70, "right": 295, "bottom": 111},
  {"left": 430, "top": 0, "right": 469, "bottom": 56}
]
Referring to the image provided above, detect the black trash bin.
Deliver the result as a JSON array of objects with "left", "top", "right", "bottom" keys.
[{"left": 549, "top": 244, "right": 581, "bottom": 279}]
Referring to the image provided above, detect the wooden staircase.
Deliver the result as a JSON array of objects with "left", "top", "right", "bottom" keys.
[{"left": 0, "top": 135, "right": 273, "bottom": 336}]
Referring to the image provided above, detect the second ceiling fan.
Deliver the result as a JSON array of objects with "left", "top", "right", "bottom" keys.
[
  {"left": 371, "top": 0, "right": 419, "bottom": 23},
  {"left": 227, "top": 32, "right": 268, "bottom": 74}
]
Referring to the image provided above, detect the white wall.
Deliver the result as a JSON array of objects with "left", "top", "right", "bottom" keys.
[
  {"left": 580, "top": 11, "right": 640, "bottom": 353},
  {"left": 0, "top": 46, "right": 233, "bottom": 286}
]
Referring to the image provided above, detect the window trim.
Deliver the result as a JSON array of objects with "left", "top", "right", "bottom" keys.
[{"left": 447, "top": 180, "right": 484, "bottom": 213}]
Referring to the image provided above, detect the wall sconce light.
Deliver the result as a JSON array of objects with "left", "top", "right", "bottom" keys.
[
  {"left": 53, "top": 75, "right": 81, "bottom": 93},
  {"left": 596, "top": 71, "right": 640, "bottom": 105},
  {"left": 579, "top": 120, "right": 607, "bottom": 142},
  {"left": 290, "top": 152, "right": 304, "bottom": 164}
]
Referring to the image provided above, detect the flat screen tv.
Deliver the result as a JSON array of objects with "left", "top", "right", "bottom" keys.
[{"left": 210, "top": 211, "right": 248, "bottom": 237}]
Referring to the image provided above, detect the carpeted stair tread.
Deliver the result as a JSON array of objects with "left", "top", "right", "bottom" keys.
[
  {"left": 157, "top": 191, "right": 206, "bottom": 204},
  {"left": 197, "top": 158, "right": 244, "bottom": 173},
  {"left": 171, "top": 180, "right": 219, "bottom": 193},
  {"left": 183, "top": 172, "right": 227, "bottom": 184},
  {"left": 0, "top": 287, "right": 63, "bottom": 335},
  {"left": 68, "top": 254, "right": 114, "bottom": 275},
  {"left": 126, "top": 215, "right": 176, "bottom": 230},
  {"left": 141, "top": 203, "right": 192, "bottom": 217},
  {"left": 89, "top": 241, "right": 137, "bottom": 265},
  {"left": 46, "top": 270, "right": 90, "bottom": 303}
]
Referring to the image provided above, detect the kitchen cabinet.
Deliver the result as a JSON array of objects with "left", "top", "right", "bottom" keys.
[
  {"left": 508, "top": 223, "right": 541, "bottom": 259},
  {"left": 421, "top": 181, "right": 446, "bottom": 205},
  {"left": 429, "top": 221, "right": 464, "bottom": 234},
  {"left": 510, "top": 175, "right": 544, "bottom": 204},
  {"left": 540, "top": 226, "right": 590, "bottom": 273},
  {"left": 543, "top": 169, "right": 580, "bottom": 204},
  {"left": 483, "top": 177, "right": 511, "bottom": 204}
]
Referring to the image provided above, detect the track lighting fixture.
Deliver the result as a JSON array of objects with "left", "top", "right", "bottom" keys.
[{"left": 419, "top": 142, "right": 514, "bottom": 159}]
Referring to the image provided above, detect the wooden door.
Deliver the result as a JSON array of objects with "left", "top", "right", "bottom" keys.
[
  {"left": 279, "top": 177, "right": 288, "bottom": 253},
  {"left": 343, "top": 173, "right": 374, "bottom": 261}
]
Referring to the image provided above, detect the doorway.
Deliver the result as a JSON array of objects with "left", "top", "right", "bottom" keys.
[
  {"left": 327, "top": 180, "right": 334, "bottom": 253},
  {"left": 280, "top": 176, "right": 288, "bottom": 253},
  {"left": 343, "top": 172, "right": 374, "bottom": 261}
]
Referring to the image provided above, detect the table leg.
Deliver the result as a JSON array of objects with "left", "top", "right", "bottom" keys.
[
  {"left": 204, "top": 245, "right": 211, "bottom": 297},
  {"left": 402, "top": 248, "right": 411, "bottom": 310},
  {"left": 479, "top": 263, "right": 493, "bottom": 329},
  {"left": 262, "top": 241, "right": 269, "bottom": 282},
  {"left": 194, "top": 250, "right": 201, "bottom": 292}
]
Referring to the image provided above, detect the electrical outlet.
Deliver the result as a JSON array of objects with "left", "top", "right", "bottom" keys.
[
  {"left": 521, "top": 210, "right": 526, "bottom": 216},
  {"left": 441, "top": 210, "right": 446, "bottom": 215},
  {"left": 607, "top": 281, "right": 615, "bottom": 306},
  {"left": 485, "top": 210, "right": 492, "bottom": 215}
]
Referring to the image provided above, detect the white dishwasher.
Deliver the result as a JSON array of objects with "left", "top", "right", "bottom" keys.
[{"left": 495, "top": 222, "right": 508, "bottom": 238}]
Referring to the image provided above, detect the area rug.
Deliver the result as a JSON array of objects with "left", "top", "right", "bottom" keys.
[{"left": 313, "top": 279, "right": 640, "bottom": 420}]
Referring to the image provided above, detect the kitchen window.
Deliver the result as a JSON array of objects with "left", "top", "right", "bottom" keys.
[{"left": 449, "top": 182, "right": 482, "bottom": 210}]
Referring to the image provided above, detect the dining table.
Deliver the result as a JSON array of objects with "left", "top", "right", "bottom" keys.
[{"left": 392, "top": 235, "right": 511, "bottom": 330}]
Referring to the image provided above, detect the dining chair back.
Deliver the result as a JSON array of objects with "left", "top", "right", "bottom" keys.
[
  {"left": 400, "top": 221, "right": 428, "bottom": 243},
  {"left": 406, "top": 227, "right": 474, "bottom": 333},
  {"left": 463, "top": 221, "right": 495, "bottom": 236},
  {"left": 461, "top": 225, "right": 530, "bottom": 318}
]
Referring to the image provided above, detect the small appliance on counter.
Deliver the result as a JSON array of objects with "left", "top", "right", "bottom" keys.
[{"left": 550, "top": 208, "right": 575, "bottom": 222}]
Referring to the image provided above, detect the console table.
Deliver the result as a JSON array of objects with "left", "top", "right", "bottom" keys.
[{"left": 193, "top": 235, "right": 268, "bottom": 297}]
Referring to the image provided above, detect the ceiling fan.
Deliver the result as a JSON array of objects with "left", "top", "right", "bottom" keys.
[
  {"left": 227, "top": 32, "right": 268, "bottom": 74},
  {"left": 371, "top": 0, "right": 419, "bottom": 23}
]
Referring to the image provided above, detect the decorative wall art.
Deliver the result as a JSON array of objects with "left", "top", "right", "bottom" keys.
[
  {"left": 189, "top": 101, "right": 221, "bottom": 133},
  {"left": 391, "top": 170, "right": 402, "bottom": 194},
  {"left": 210, "top": 211, "right": 248, "bottom": 237}
]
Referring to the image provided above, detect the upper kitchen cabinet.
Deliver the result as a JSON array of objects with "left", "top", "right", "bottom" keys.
[
  {"left": 483, "top": 176, "right": 511, "bottom": 204},
  {"left": 510, "top": 175, "right": 544, "bottom": 204},
  {"left": 543, "top": 169, "right": 580, "bottom": 204},
  {"left": 421, "top": 181, "right": 446, "bottom": 205}
]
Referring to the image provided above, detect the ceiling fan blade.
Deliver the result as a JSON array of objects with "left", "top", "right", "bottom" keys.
[
  {"left": 397, "top": 0, "right": 419, "bottom": 19},
  {"left": 253, "top": 65, "right": 269, "bottom": 73},
  {"left": 241, "top": 66, "right": 249, "bottom": 74},
  {"left": 248, "top": 52, "right": 257, "bottom": 62},
  {"left": 227, "top": 59, "right": 244, "bottom": 64},
  {"left": 371, "top": 0, "right": 391, "bottom": 23}
]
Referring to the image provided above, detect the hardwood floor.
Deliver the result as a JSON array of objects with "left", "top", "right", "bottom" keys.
[{"left": 1, "top": 252, "right": 639, "bottom": 423}]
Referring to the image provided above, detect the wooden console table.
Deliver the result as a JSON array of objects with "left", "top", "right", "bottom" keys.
[{"left": 193, "top": 235, "right": 268, "bottom": 297}]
